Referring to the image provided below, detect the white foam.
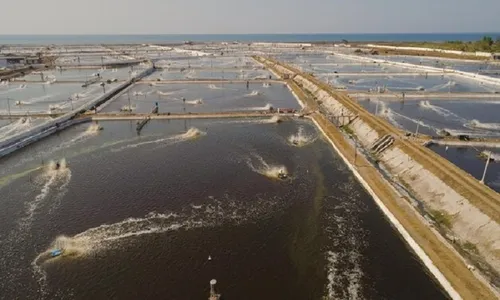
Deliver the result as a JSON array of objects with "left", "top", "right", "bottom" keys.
[
  {"left": 246, "top": 153, "right": 288, "bottom": 179},
  {"left": 376, "top": 100, "right": 401, "bottom": 129},
  {"left": 246, "top": 103, "right": 273, "bottom": 111},
  {"left": 311, "top": 116, "right": 461, "bottom": 300},
  {"left": 114, "top": 127, "right": 205, "bottom": 151},
  {"left": 20, "top": 160, "right": 71, "bottom": 230},
  {"left": 208, "top": 84, "right": 223, "bottom": 90},
  {"left": 288, "top": 126, "right": 316, "bottom": 147},
  {"left": 0, "top": 117, "right": 33, "bottom": 140},
  {"left": 33, "top": 195, "right": 285, "bottom": 289},
  {"left": 157, "top": 89, "right": 186, "bottom": 96},
  {"left": 185, "top": 98, "right": 203, "bottom": 105},
  {"left": 244, "top": 90, "right": 261, "bottom": 97},
  {"left": 23, "top": 94, "right": 55, "bottom": 105},
  {"left": 419, "top": 100, "right": 466, "bottom": 121},
  {"left": 466, "top": 119, "right": 500, "bottom": 131}
]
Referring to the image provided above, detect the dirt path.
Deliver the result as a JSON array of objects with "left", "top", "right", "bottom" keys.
[{"left": 258, "top": 56, "right": 499, "bottom": 300}]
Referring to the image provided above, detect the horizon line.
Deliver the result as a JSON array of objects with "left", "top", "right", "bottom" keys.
[{"left": 1, "top": 32, "right": 499, "bottom": 36}]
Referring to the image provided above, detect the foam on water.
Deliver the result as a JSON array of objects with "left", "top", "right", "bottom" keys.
[
  {"left": 184, "top": 70, "right": 196, "bottom": 79},
  {"left": 114, "top": 127, "right": 205, "bottom": 151},
  {"left": 427, "top": 80, "right": 456, "bottom": 92},
  {"left": 288, "top": 126, "right": 316, "bottom": 147},
  {"left": 390, "top": 110, "right": 438, "bottom": 133},
  {"left": 245, "top": 153, "right": 288, "bottom": 179},
  {"left": 245, "top": 103, "right": 273, "bottom": 111},
  {"left": 481, "top": 150, "right": 500, "bottom": 162},
  {"left": 120, "top": 104, "right": 135, "bottom": 112},
  {"left": 440, "top": 128, "right": 500, "bottom": 137},
  {"left": 23, "top": 94, "right": 55, "bottom": 105},
  {"left": 157, "top": 89, "right": 186, "bottom": 97},
  {"left": 376, "top": 101, "right": 401, "bottom": 128},
  {"left": 32, "top": 195, "right": 285, "bottom": 291},
  {"left": 0, "top": 117, "right": 33, "bottom": 140},
  {"left": 208, "top": 84, "right": 223, "bottom": 90},
  {"left": 465, "top": 119, "right": 500, "bottom": 132},
  {"left": 185, "top": 98, "right": 203, "bottom": 105},
  {"left": 19, "top": 159, "right": 71, "bottom": 231},
  {"left": 244, "top": 90, "right": 261, "bottom": 97},
  {"left": 419, "top": 100, "right": 466, "bottom": 121},
  {"left": 58, "top": 124, "right": 102, "bottom": 148},
  {"left": 265, "top": 115, "right": 283, "bottom": 124},
  {"left": 324, "top": 182, "right": 366, "bottom": 300}
]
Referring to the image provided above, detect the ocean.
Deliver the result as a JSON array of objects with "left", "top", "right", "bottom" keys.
[{"left": 0, "top": 33, "right": 499, "bottom": 45}]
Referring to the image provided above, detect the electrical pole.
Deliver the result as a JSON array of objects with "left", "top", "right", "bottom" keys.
[
  {"left": 7, "top": 97, "right": 12, "bottom": 123},
  {"left": 415, "top": 119, "right": 420, "bottom": 137},
  {"left": 127, "top": 91, "right": 132, "bottom": 114},
  {"left": 480, "top": 151, "right": 491, "bottom": 184},
  {"left": 353, "top": 140, "right": 358, "bottom": 166}
]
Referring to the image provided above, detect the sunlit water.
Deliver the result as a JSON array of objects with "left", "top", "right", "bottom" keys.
[
  {"left": 430, "top": 145, "right": 500, "bottom": 192},
  {"left": 0, "top": 119, "right": 447, "bottom": 299},
  {"left": 357, "top": 98, "right": 500, "bottom": 138},
  {"left": 102, "top": 82, "right": 297, "bottom": 114}
]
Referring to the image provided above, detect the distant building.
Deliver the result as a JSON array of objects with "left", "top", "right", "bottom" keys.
[{"left": 494, "top": 53, "right": 500, "bottom": 60}]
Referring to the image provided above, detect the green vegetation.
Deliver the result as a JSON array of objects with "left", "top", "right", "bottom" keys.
[
  {"left": 340, "top": 125, "right": 355, "bottom": 136},
  {"left": 397, "top": 36, "right": 500, "bottom": 53},
  {"left": 462, "top": 241, "right": 479, "bottom": 254},
  {"left": 429, "top": 209, "right": 453, "bottom": 229}
]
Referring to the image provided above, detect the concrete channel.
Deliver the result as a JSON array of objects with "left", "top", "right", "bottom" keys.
[{"left": 0, "top": 67, "right": 155, "bottom": 159}]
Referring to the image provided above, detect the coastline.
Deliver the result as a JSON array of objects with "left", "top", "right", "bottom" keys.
[{"left": 1, "top": 33, "right": 499, "bottom": 45}]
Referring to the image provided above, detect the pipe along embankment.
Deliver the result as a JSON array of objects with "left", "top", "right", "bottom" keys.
[
  {"left": 0, "top": 67, "right": 155, "bottom": 159},
  {"left": 256, "top": 56, "right": 500, "bottom": 300}
]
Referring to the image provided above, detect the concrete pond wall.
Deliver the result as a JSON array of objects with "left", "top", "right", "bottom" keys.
[{"left": 293, "top": 73, "right": 500, "bottom": 277}]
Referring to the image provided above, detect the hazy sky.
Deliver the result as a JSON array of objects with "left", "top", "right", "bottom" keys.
[{"left": 1, "top": 0, "right": 499, "bottom": 34}]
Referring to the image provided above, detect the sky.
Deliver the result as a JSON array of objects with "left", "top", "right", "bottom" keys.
[{"left": 1, "top": 0, "right": 499, "bottom": 34}]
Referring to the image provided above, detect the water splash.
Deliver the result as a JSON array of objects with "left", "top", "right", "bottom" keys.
[
  {"left": 245, "top": 153, "right": 288, "bottom": 179},
  {"left": 480, "top": 150, "right": 500, "bottom": 162},
  {"left": 23, "top": 94, "right": 55, "bottom": 105},
  {"left": 184, "top": 70, "right": 196, "bottom": 79},
  {"left": 376, "top": 100, "right": 401, "bottom": 129},
  {"left": 465, "top": 119, "right": 500, "bottom": 132},
  {"left": 245, "top": 103, "right": 273, "bottom": 111},
  {"left": 32, "top": 195, "right": 286, "bottom": 288},
  {"left": 19, "top": 159, "right": 71, "bottom": 230},
  {"left": 120, "top": 104, "right": 135, "bottom": 112},
  {"left": 0, "top": 117, "right": 33, "bottom": 140},
  {"left": 288, "top": 126, "right": 316, "bottom": 147},
  {"left": 157, "top": 89, "right": 186, "bottom": 96},
  {"left": 185, "top": 98, "right": 203, "bottom": 105},
  {"left": 114, "top": 127, "right": 205, "bottom": 151},
  {"left": 244, "top": 90, "right": 261, "bottom": 97},
  {"left": 427, "top": 80, "right": 456, "bottom": 92},
  {"left": 58, "top": 124, "right": 102, "bottom": 148},
  {"left": 208, "top": 84, "right": 223, "bottom": 90},
  {"left": 263, "top": 115, "right": 283, "bottom": 124},
  {"left": 419, "top": 100, "right": 466, "bottom": 121}
]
